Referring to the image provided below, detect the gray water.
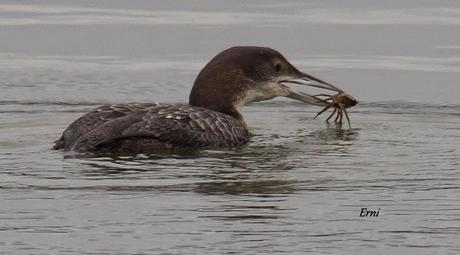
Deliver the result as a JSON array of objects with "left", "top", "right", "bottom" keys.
[{"left": 1, "top": 1, "right": 460, "bottom": 254}]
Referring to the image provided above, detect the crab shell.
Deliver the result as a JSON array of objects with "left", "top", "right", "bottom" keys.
[{"left": 332, "top": 93, "right": 358, "bottom": 109}]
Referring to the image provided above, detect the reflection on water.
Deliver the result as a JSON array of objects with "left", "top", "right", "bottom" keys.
[
  {"left": 311, "top": 126, "right": 359, "bottom": 142},
  {"left": 194, "top": 179, "right": 295, "bottom": 196}
]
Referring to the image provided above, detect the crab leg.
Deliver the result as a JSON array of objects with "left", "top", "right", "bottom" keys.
[
  {"left": 313, "top": 94, "right": 333, "bottom": 98},
  {"left": 334, "top": 108, "right": 341, "bottom": 123},
  {"left": 339, "top": 106, "right": 344, "bottom": 125},
  {"left": 313, "top": 96, "right": 332, "bottom": 105},
  {"left": 314, "top": 105, "right": 331, "bottom": 119},
  {"left": 326, "top": 108, "right": 337, "bottom": 122},
  {"left": 339, "top": 103, "right": 352, "bottom": 128},
  {"left": 314, "top": 92, "right": 356, "bottom": 127}
]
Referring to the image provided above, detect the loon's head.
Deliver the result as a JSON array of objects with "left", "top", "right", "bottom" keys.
[{"left": 189, "top": 46, "right": 343, "bottom": 123}]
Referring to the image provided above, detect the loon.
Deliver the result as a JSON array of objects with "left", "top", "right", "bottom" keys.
[{"left": 53, "top": 46, "right": 343, "bottom": 153}]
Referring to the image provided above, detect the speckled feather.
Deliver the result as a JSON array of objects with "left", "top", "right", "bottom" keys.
[{"left": 54, "top": 103, "right": 249, "bottom": 152}]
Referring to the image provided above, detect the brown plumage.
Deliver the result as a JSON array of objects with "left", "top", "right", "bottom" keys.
[
  {"left": 54, "top": 46, "right": 345, "bottom": 153},
  {"left": 54, "top": 103, "right": 249, "bottom": 152}
]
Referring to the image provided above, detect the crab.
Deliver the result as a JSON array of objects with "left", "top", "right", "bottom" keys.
[{"left": 313, "top": 92, "right": 358, "bottom": 127}]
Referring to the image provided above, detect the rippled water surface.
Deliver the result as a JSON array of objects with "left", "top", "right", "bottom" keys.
[{"left": 1, "top": 1, "right": 460, "bottom": 254}]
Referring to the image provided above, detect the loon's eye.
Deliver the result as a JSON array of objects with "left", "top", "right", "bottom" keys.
[{"left": 275, "top": 63, "right": 282, "bottom": 72}]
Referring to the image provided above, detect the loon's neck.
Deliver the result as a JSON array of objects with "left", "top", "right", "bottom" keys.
[
  {"left": 189, "top": 101, "right": 248, "bottom": 130},
  {"left": 224, "top": 106, "right": 248, "bottom": 130}
]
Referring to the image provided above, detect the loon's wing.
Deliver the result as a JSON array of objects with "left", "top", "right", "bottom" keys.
[
  {"left": 68, "top": 104, "right": 249, "bottom": 152},
  {"left": 53, "top": 103, "right": 161, "bottom": 150}
]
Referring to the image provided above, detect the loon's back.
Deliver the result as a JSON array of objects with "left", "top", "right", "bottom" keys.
[{"left": 53, "top": 103, "right": 249, "bottom": 153}]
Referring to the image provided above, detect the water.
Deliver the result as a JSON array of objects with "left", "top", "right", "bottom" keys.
[{"left": 1, "top": 0, "right": 460, "bottom": 254}]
